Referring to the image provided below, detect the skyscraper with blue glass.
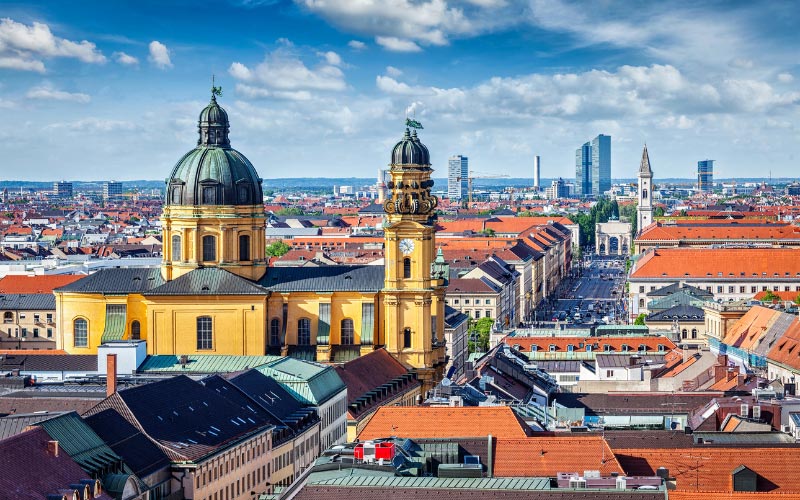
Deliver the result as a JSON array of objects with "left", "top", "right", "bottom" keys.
[
  {"left": 575, "top": 134, "right": 610, "bottom": 196},
  {"left": 698, "top": 159, "right": 714, "bottom": 192}
]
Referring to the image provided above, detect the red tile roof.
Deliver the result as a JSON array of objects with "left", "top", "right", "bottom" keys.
[
  {"left": 767, "top": 320, "right": 800, "bottom": 371},
  {"left": 494, "top": 436, "right": 623, "bottom": 477},
  {"left": 631, "top": 248, "right": 800, "bottom": 279},
  {"left": 0, "top": 275, "right": 84, "bottom": 294},
  {"left": 616, "top": 446, "right": 800, "bottom": 492},
  {"left": 358, "top": 406, "right": 530, "bottom": 440},
  {"left": 721, "top": 306, "right": 781, "bottom": 350},
  {"left": 637, "top": 221, "right": 800, "bottom": 242}
]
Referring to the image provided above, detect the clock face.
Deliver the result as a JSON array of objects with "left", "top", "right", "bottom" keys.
[{"left": 399, "top": 238, "right": 415, "bottom": 255}]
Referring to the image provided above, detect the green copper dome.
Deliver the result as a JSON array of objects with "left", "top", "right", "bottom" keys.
[{"left": 165, "top": 94, "right": 262, "bottom": 206}]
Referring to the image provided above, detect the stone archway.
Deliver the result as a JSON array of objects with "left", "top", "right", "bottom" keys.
[{"left": 595, "top": 220, "right": 633, "bottom": 256}]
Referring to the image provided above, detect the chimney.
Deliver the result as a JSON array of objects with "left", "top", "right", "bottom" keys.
[
  {"left": 47, "top": 440, "right": 59, "bottom": 457},
  {"left": 714, "top": 364, "right": 727, "bottom": 383},
  {"left": 106, "top": 353, "right": 117, "bottom": 397},
  {"left": 727, "top": 368, "right": 737, "bottom": 381}
]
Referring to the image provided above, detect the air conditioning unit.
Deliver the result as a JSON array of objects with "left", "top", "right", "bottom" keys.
[{"left": 569, "top": 477, "right": 587, "bottom": 489}]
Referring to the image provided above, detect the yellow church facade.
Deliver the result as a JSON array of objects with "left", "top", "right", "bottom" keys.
[{"left": 54, "top": 93, "right": 447, "bottom": 385}]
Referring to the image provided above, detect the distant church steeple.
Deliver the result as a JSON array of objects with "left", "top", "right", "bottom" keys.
[{"left": 637, "top": 144, "right": 653, "bottom": 234}]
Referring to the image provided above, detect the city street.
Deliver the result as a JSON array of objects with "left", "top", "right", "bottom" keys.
[{"left": 533, "top": 254, "right": 628, "bottom": 327}]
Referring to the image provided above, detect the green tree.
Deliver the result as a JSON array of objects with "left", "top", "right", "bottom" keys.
[
  {"left": 266, "top": 240, "right": 291, "bottom": 257},
  {"left": 467, "top": 317, "right": 494, "bottom": 354},
  {"left": 634, "top": 313, "right": 647, "bottom": 325},
  {"left": 276, "top": 207, "right": 304, "bottom": 216},
  {"left": 762, "top": 290, "right": 779, "bottom": 302},
  {"left": 794, "top": 294, "right": 800, "bottom": 305},
  {"left": 654, "top": 206, "right": 665, "bottom": 217}
]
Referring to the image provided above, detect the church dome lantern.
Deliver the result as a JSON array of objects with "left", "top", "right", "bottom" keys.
[
  {"left": 165, "top": 90, "right": 263, "bottom": 207},
  {"left": 391, "top": 126, "right": 430, "bottom": 167}
]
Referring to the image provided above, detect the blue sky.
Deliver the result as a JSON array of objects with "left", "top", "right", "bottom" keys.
[{"left": 0, "top": 0, "right": 797, "bottom": 181}]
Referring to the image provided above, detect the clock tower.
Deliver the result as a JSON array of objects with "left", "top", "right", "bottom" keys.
[
  {"left": 382, "top": 124, "right": 448, "bottom": 392},
  {"left": 637, "top": 144, "right": 654, "bottom": 235}
]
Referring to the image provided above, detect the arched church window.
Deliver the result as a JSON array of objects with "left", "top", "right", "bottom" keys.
[
  {"left": 130, "top": 320, "right": 140, "bottom": 340},
  {"left": 403, "top": 327, "right": 412, "bottom": 349},
  {"left": 403, "top": 258, "right": 411, "bottom": 279},
  {"left": 691, "top": 328, "right": 698, "bottom": 339},
  {"left": 171, "top": 187, "right": 182, "bottom": 204},
  {"left": 238, "top": 185, "right": 251, "bottom": 204},
  {"left": 197, "top": 316, "right": 213, "bottom": 350},
  {"left": 202, "top": 235, "right": 216, "bottom": 262},
  {"left": 239, "top": 234, "right": 251, "bottom": 261},
  {"left": 270, "top": 318, "right": 280, "bottom": 346},
  {"left": 643, "top": 189, "right": 648, "bottom": 199},
  {"left": 341, "top": 319, "right": 354, "bottom": 345},
  {"left": 74, "top": 318, "right": 88, "bottom": 347},
  {"left": 172, "top": 235, "right": 181, "bottom": 261},
  {"left": 297, "top": 319, "right": 311, "bottom": 345},
  {"left": 639, "top": 298, "right": 644, "bottom": 308},
  {"left": 3, "top": 311, "right": 12, "bottom": 323},
  {"left": 682, "top": 329, "right": 688, "bottom": 339}
]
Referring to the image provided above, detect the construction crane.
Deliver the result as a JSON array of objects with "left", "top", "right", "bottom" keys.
[{"left": 457, "top": 171, "right": 510, "bottom": 204}]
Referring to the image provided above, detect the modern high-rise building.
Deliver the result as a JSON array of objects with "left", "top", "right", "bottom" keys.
[
  {"left": 103, "top": 181, "right": 123, "bottom": 200},
  {"left": 575, "top": 142, "right": 592, "bottom": 196},
  {"left": 533, "top": 155, "right": 541, "bottom": 190},
  {"left": 53, "top": 181, "right": 73, "bottom": 199},
  {"left": 575, "top": 135, "right": 611, "bottom": 196},
  {"left": 448, "top": 155, "right": 469, "bottom": 201},
  {"left": 592, "top": 134, "right": 611, "bottom": 195},
  {"left": 698, "top": 159, "right": 714, "bottom": 192}
]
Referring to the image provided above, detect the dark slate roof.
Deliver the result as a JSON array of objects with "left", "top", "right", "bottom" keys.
[
  {"left": 84, "top": 407, "right": 171, "bottom": 479},
  {"left": 555, "top": 392, "right": 716, "bottom": 415},
  {"left": 646, "top": 304, "right": 705, "bottom": 322},
  {"left": 0, "top": 411, "right": 65, "bottom": 439},
  {"left": 0, "top": 427, "right": 114, "bottom": 500},
  {"left": 201, "top": 374, "right": 283, "bottom": 427},
  {"left": 110, "top": 375, "right": 273, "bottom": 461},
  {"left": 0, "top": 294, "right": 55, "bottom": 310},
  {"left": 357, "top": 203, "right": 386, "bottom": 214},
  {"left": 54, "top": 268, "right": 165, "bottom": 294},
  {"left": 144, "top": 267, "right": 267, "bottom": 296},
  {"left": 605, "top": 430, "right": 695, "bottom": 449},
  {"left": 648, "top": 282, "right": 713, "bottom": 298},
  {"left": 444, "top": 305, "right": 469, "bottom": 329},
  {"left": 0, "top": 354, "right": 97, "bottom": 372},
  {"left": 226, "top": 369, "right": 307, "bottom": 422},
  {"left": 259, "top": 265, "right": 384, "bottom": 292}
]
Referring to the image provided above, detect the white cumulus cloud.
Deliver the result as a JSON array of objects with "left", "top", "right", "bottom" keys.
[
  {"left": 26, "top": 85, "right": 90, "bottom": 103},
  {"left": 229, "top": 43, "right": 346, "bottom": 97},
  {"left": 0, "top": 18, "right": 105, "bottom": 72},
  {"left": 375, "top": 36, "right": 422, "bottom": 52},
  {"left": 348, "top": 40, "right": 366, "bottom": 50},
  {"left": 148, "top": 41, "right": 172, "bottom": 69},
  {"left": 113, "top": 51, "right": 139, "bottom": 65},
  {"left": 777, "top": 73, "right": 794, "bottom": 83}
]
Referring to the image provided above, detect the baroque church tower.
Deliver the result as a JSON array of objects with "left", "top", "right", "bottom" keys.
[
  {"left": 161, "top": 91, "right": 267, "bottom": 281},
  {"left": 382, "top": 125, "right": 448, "bottom": 389},
  {"left": 637, "top": 144, "right": 653, "bottom": 234}
]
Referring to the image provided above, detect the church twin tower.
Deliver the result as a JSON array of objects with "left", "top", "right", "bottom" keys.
[{"left": 155, "top": 91, "right": 446, "bottom": 382}]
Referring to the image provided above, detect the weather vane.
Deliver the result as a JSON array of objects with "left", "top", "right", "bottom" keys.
[
  {"left": 405, "top": 117, "right": 423, "bottom": 129},
  {"left": 211, "top": 74, "right": 223, "bottom": 97}
]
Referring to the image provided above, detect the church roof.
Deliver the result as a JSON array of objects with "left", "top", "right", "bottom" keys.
[
  {"left": 54, "top": 268, "right": 164, "bottom": 294},
  {"left": 259, "top": 265, "right": 384, "bottom": 292},
  {"left": 639, "top": 144, "right": 653, "bottom": 176},
  {"left": 144, "top": 267, "right": 267, "bottom": 295}
]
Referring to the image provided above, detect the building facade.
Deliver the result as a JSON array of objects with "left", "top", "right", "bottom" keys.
[
  {"left": 55, "top": 93, "right": 448, "bottom": 391},
  {"left": 53, "top": 181, "right": 73, "bottom": 199},
  {"left": 533, "top": 155, "right": 541, "bottom": 191},
  {"left": 575, "top": 142, "right": 592, "bottom": 196},
  {"left": 447, "top": 155, "right": 468, "bottom": 201},
  {"left": 103, "top": 181, "right": 123, "bottom": 201},
  {"left": 698, "top": 159, "right": 714, "bottom": 192}
]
